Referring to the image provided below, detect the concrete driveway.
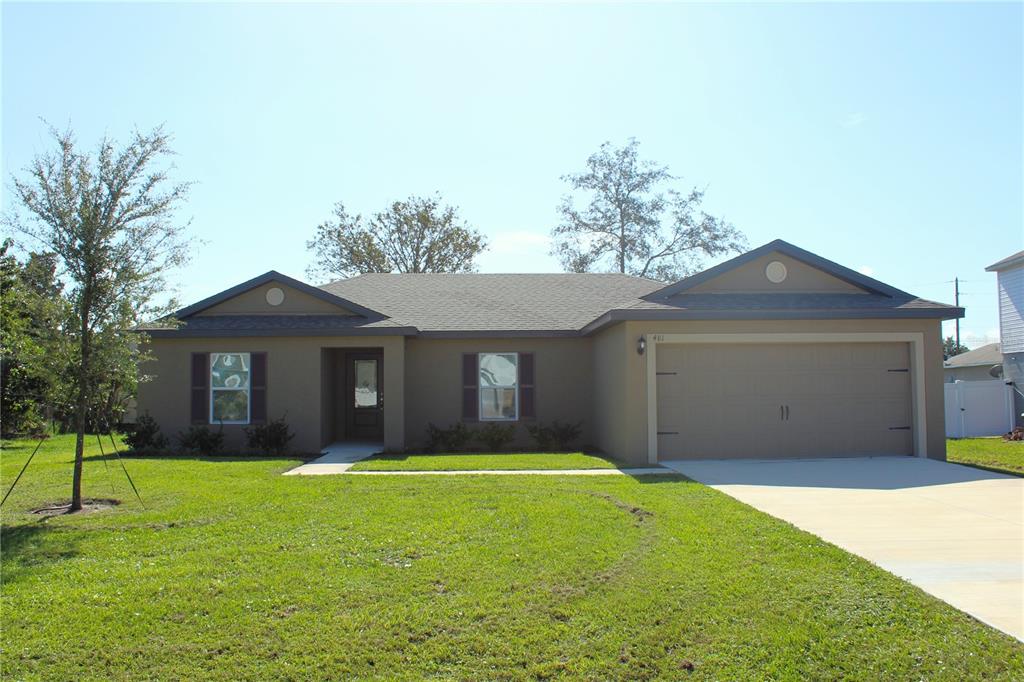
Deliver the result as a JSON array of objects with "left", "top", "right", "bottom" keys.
[{"left": 661, "top": 456, "right": 1023, "bottom": 641}]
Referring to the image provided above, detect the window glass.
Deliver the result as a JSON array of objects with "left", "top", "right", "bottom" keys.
[
  {"left": 354, "top": 359, "right": 378, "bottom": 407},
  {"left": 479, "top": 353, "right": 517, "bottom": 420},
  {"left": 211, "top": 352, "right": 250, "bottom": 423},
  {"left": 479, "top": 353, "right": 517, "bottom": 387}
]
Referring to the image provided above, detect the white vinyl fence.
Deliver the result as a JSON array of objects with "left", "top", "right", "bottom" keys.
[{"left": 944, "top": 379, "right": 1015, "bottom": 438}]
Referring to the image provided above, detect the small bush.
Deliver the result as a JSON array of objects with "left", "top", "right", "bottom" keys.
[
  {"left": 476, "top": 423, "right": 515, "bottom": 452},
  {"left": 123, "top": 412, "right": 169, "bottom": 452},
  {"left": 526, "top": 421, "right": 582, "bottom": 451},
  {"left": 245, "top": 415, "right": 295, "bottom": 455},
  {"left": 177, "top": 424, "right": 224, "bottom": 455},
  {"left": 425, "top": 422, "right": 475, "bottom": 452}
]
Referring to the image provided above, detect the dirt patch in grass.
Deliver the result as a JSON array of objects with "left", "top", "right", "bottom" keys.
[
  {"left": 31, "top": 498, "right": 121, "bottom": 516},
  {"left": 588, "top": 491, "right": 653, "bottom": 523}
]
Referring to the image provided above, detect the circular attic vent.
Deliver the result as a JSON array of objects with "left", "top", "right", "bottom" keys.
[
  {"left": 765, "top": 261, "right": 788, "bottom": 284},
  {"left": 265, "top": 287, "right": 285, "bottom": 306}
]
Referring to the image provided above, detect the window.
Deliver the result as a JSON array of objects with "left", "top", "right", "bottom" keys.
[
  {"left": 479, "top": 352, "right": 517, "bottom": 420},
  {"left": 210, "top": 352, "right": 250, "bottom": 423},
  {"left": 353, "top": 359, "right": 379, "bottom": 407}
]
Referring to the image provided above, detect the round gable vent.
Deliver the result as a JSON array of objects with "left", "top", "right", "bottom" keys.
[
  {"left": 266, "top": 287, "right": 285, "bottom": 306},
  {"left": 765, "top": 261, "right": 788, "bottom": 284}
]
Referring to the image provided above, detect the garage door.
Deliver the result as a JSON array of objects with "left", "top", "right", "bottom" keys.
[{"left": 656, "top": 343, "right": 913, "bottom": 459}]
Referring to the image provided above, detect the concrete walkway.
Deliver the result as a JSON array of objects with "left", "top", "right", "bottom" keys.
[
  {"left": 283, "top": 442, "right": 382, "bottom": 475},
  {"left": 662, "top": 456, "right": 1024, "bottom": 641},
  {"left": 342, "top": 468, "right": 669, "bottom": 476}
]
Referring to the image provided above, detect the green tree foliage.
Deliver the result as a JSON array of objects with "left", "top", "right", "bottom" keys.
[
  {"left": 306, "top": 194, "right": 487, "bottom": 281},
  {"left": 551, "top": 138, "right": 746, "bottom": 282},
  {"left": 0, "top": 241, "right": 72, "bottom": 436},
  {"left": 943, "top": 336, "right": 970, "bottom": 360},
  {"left": 6, "top": 125, "right": 191, "bottom": 510}
]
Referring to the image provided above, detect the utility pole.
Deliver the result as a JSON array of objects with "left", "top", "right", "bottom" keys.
[{"left": 954, "top": 277, "right": 960, "bottom": 350}]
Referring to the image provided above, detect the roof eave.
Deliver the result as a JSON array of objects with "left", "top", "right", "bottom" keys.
[
  {"left": 142, "top": 325, "right": 419, "bottom": 339},
  {"left": 581, "top": 306, "right": 965, "bottom": 336}
]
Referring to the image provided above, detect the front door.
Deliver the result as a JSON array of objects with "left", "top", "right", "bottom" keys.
[{"left": 346, "top": 352, "right": 384, "bottom": 440}]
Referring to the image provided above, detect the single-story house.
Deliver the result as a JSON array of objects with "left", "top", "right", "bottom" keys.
[
  {"left": 137, "top": 239, "right": 963, "bottom": 464},
  {"left": 943, "top": 343, "right": 1002, "bottom": 383}
]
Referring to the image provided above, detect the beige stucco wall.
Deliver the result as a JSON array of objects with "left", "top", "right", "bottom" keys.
[
  {"left": 195, "top": 282, "right": 356, "bottom": 316},
  {"left": 589, "top": 318, "right": 946, "bottom": 465},
  {"left": 686, "top": 253, "right": 866, "bottom": 294},
  {"left": 137, "top": 335, "right": 404, "bottom": 453},
  {"left": 402, "top": 337, "right": 593, "bottom": 450}
]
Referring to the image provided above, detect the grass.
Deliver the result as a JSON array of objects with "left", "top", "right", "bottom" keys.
[
  {"left": 350, "top": 451, "right": 619, "bottom": 471},
  {"left": 947, "top": 437, "right": 1024, "bottom": 476},
  {"left": 2, "top": 435, "right": 1021, "bottom": 680}
]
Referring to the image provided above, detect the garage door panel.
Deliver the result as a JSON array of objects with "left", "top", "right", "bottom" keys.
[{"left": 656, "top": 342, "right": 913, "bottom": 460}]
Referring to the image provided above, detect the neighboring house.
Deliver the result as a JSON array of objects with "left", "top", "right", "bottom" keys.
[
  {"left": 943, "top": 343, "right": 1002, "bottom": 383},
  {"left": 986, "top": 249, "right": 1024, "bottom": 426},
  {"left": 137, "top": 240, "right": 962, "bottom": 463}
]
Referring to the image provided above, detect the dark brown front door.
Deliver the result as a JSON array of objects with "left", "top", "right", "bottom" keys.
[{"left": 346, "top": 352, "right": 383, "bottom": 440}]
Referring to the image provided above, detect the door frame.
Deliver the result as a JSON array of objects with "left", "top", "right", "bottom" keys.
[
  {"left": 644, "top": 332, "right": 927, "bottom": 463},
  {"left": 344, "top": 349, "right": 384, "bottom": 441}
]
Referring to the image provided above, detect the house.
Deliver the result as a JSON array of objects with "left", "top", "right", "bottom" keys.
[
  {"left": 137, "top": 239, "right": 963, "bottom": 464},
  {"left": 986, "top": 249, "right": 1024, "bottom": 426},
  {"left": 943, "top": 343, "right": 1002, "bottom": 382}
]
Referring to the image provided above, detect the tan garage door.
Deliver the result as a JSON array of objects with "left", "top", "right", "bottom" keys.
[{"left": 656, "top": 342, "right": 913, "bottom": 460}]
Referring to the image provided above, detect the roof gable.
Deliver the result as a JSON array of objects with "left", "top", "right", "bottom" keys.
[
  {"left": 648, "top": 240, "right": 912, "bottom": 300},
  {"left": 175, "top": 271, "right": 384, "bottom": 320}
]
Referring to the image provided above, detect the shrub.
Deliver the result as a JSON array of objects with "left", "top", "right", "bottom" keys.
[
  {"left": 245, "top": 415, "right": 295, "bottom": 455},
  {"left": 526, "top": 420, "right": 582, "bottom": 451},
  {"left": 424, "top": 422, "right": 475, "bottom": 452},
  {"left": 123, "top": 412, "right": 169, "bottom": 452},
  {"left": 177, "top": 424, "right": 224, "bottom": 455},
  {"left": 476, "top": 423, "right": 515, "bottom": 452}
]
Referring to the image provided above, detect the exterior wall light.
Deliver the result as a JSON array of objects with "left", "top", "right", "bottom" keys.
[{"left": 637, "top": 336, "right": 646, "bottom": 355}]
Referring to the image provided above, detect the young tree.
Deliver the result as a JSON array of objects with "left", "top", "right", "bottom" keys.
[
  {"left": 6, "top": 125, "right": 191, "bottom": 511},
  {"left": 306, "top": 194, "right": 487, "bottom": 281},
  {"left": 943, "top": 336, "right": 970, "bottom": 360},
  {"left": 551, "top": 139, "right": 746, "bottom": 282}
]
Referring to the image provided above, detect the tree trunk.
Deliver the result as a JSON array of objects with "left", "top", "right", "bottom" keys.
[{"left": 70, "top": 287, "right": 91, "bottom": 512}]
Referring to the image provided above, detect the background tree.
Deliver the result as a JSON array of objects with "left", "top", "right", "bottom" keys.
[
  {"left": 943, "top": 336, "right": 970, "bottom": 360},
  {"left": 6, "top": 125, "right": 191, "bottom": 511},
  {"left": 0, "top": 241, "right": 72, "bottom": 437},
  {"left": 551, "top": 138, "right": 746, "bottom": 282},
  {"left": 306, "top": 194, "right": 487, "bottom": 281}
]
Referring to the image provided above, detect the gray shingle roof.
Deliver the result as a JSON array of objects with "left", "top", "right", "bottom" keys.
[
  {"left": 944, "top": 343, "right": 1002, "bottom": 368},
  {"left": 320, "top": 273, "right": 663, "bottom": 333},
  {"left": 142, "top": 241, "right": 964, "bottom": 338}
]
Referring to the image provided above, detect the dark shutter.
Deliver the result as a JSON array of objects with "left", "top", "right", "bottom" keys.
[
  {"left": 519, "top": 352, "right": 535, "bottom": 419},
  {"left": 190, "top": 353, "right": 209, "bottom": 424},
  {"left": 250, "top": 352, "right": 267, "bottom": 424},
  {"left": 462, "top": 353, "right": 478, "bottom": 421}
]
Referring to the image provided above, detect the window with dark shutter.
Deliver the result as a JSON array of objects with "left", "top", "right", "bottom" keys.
[
  {"left": 190, "top": 353, "right": 209, "bottom": 424},
  {"left": 250, "top": 352, "right": 268, "bottom": 424},
  {"left": 462, "top": 353, "right": 479, "bottom": 420},
  {"left": 519, "top": 352, "right": 535, "bottom": 419}
]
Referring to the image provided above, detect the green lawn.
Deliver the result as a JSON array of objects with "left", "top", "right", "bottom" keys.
[
  {"left": 947, "top": 437, "right": 1024, "bottom": 476},
  {"left": 350, "top": 451, "right": 619, "bottom": 471},
  {"left": 2, "top": 435, "right": 1021, "bottom": 680}
]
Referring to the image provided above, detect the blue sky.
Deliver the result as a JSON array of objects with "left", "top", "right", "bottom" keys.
[{"left": 3, "top": 2, "right": 1021, "bottom": 346}]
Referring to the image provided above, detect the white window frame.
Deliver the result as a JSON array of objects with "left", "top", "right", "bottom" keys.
[
  {"left": 478, "top": 352, "right": 519, "bottom": 422},
  {"left": 210, "top": 352, "right": 251, "bottom": 425}
]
